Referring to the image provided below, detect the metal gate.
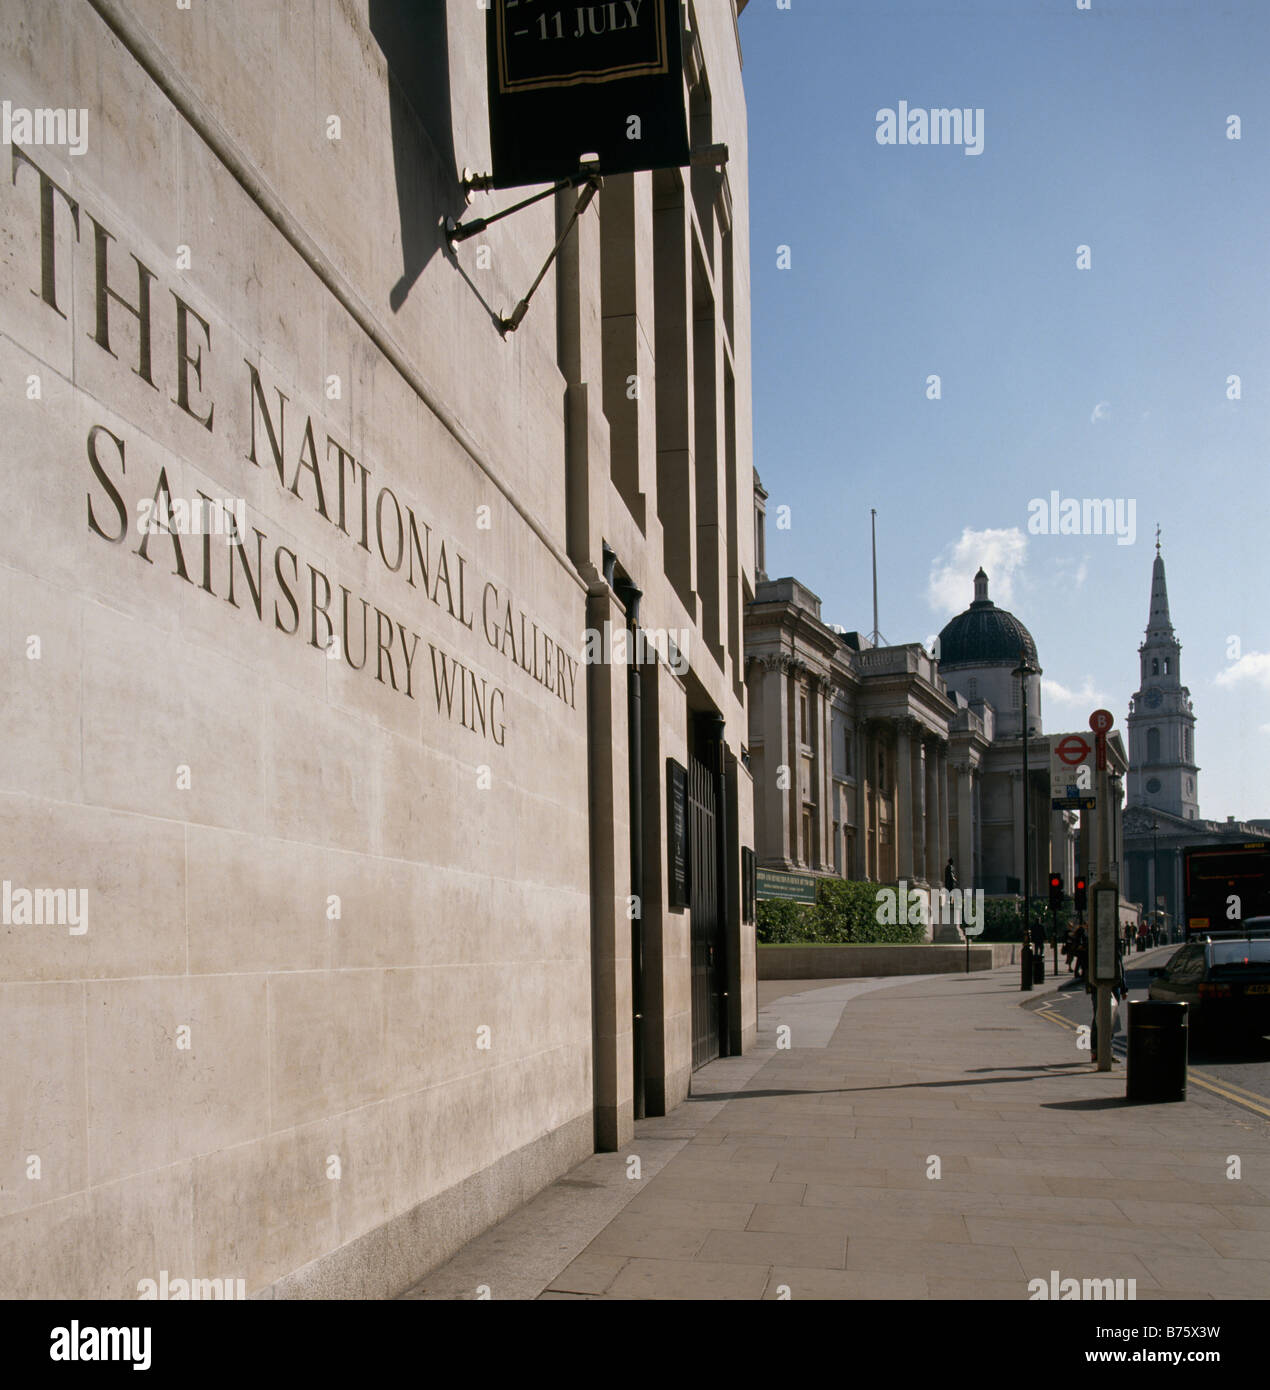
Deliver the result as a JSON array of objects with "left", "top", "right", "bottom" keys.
[{"left": 689, "top": 753, "right": 721, "bottom": 1069}]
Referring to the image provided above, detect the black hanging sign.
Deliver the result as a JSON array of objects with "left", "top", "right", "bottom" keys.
[
  {"left": 667, "top": 758, "right": 689, "bottom": 910},
  {"left": 486, "top": 0, "right": 690, "bottom": 188}
]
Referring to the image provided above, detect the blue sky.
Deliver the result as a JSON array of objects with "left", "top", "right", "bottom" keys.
[{"left": 743, "top": 0, "right": 1270, "bottom": 820}]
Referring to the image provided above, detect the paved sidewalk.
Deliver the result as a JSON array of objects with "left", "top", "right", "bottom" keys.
[{"left": 401, "top": 961, "right": 1270, "bottom": 1300}]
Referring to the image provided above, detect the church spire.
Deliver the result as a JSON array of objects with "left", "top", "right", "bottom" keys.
[
  {"left": 1146, "top": 533, "right": 1174, "bottom": 641},
  {"left": 1128, "top": 540, "right": 1198, "bottom": 820}
]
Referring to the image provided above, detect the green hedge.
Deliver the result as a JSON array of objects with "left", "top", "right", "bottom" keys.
[
  {"left": 979, "top": 896, "right": 1074, "bottom": 942},
  {"left": 756, "top": 879, "right": 925, "bottom": 945}
]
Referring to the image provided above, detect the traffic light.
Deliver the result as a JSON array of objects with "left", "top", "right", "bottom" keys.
[
  {"left": 1049, "top": 874, "right": 1063, "bottom": 911},
  {"left": 1074, "top": 877, "right": 1087, "bottom": 913}
]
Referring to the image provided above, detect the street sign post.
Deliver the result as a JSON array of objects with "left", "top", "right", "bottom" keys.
[
  {"left": 1093, "top": 888, "right": 1119, "bottom": 982},
  {"left": 1088, "top": 709, "right": 1117, "bottom": 1072},
  {"left": 1049, "top": 732, "right": 1096, "bottom": 810}
]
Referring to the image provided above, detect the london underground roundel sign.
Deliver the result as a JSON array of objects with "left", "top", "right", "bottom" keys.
[{"left": 1056, "top": 734, "right": 1091, "bottom": 766}]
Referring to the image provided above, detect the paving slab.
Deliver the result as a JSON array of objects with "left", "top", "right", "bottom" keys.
[{"left": 400, "top": 965, "right": 1270, "bottom": 1300}]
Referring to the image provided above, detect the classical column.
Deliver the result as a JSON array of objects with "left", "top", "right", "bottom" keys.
[
  {"left": 928, "top": 741, "right": 956, "bottom": 942},
  {"left": 1049, "top": 807, "right": 1066, "bottom": 881},
  {"left": 857, "top": 722, "right": 870, "bottom": 879},
  {"left": 806, "top": 673, "right": 820, "bottom": 869},
  {"left": 855, "top": 724, "right": 868, "bottom": 878},
  {"left": 956, "top": 762, "right": 974, "bottom": 889},
  {"left": 1170, "top": 848, "right": 1182, "bottom": 936},
  {"left": 895, "top": 720, "right": 914, "bottom": 880},
  {"left": 759, "top": 655, "right": 790, "bottom": 865},
  {"left": 933, "top": 745, "right": 944, "bottom": 872},
  {"left": 1011, "top": 769, "right": 1025, "bottom": 894},
  {"left": 820, "top": 680, "right": 835, "bottom": 871},
  {"left": 973, "top": 770, "right": 983, "bottom": 886},
  {"left": 910, "top": 726, "right": 926, "bottom": 882},
  {"left": 923, "top": 737, "right": 938, "bottom": 883},
  {"left": 786, "top": 660, "right": 800, "bottom": 864}
]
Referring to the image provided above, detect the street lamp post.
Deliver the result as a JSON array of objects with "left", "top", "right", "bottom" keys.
[{"left": 1014, "top": 654, "right": 1041, "bottom": 991}]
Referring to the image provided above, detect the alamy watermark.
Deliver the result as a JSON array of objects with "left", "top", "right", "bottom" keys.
[
  {"left": 874, "top": 880, "right": 984, "bottom": 932},
  {"left": 2, "top": 880, "right": 87, "bottom": 935},
  {"left": 49, "top": 1323, "right": 150, "bottom": 1370},
  {"left": 1027, "top": 492, "right": 1136, "bottom": 545},
  {"left": 875, "top": 102, "right": 984, "bottom": 156},
  {"left": 581, "top": 622, "right": 688, "bottom": 677},
  {"left": 1029, "top": 1269, "right": 1137, "bottom": 1300},
  {"left": 137, "top": 1270, "right": 246, "bottom": 1300},
  {"left": 136, "top": 494, "right": 246, "bottom": 542},
  {"left": 2, "top": 101, "right": 88, "bottom": 157}
]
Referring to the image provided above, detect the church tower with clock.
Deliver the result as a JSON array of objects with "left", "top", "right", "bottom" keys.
[{"left": 1126, "top": 537, "right": 1200, "bottom": 819}]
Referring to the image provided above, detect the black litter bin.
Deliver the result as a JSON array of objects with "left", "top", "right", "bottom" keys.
[{"left": 1126, "top": 1000, "right": 1187, "bottom": 1103}]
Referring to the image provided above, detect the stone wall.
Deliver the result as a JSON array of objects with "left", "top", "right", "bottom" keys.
[
  {"left": 0, "top": 0, "right": 594, "bottom": 1299},
  {"left": 0, "top": 0, "right": 755, "bottom": 1298},
  {"left": 758, "top": 942, "right": 1023, "bottom": 979}
]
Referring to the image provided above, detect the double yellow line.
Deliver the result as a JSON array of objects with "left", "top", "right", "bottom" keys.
[
  {"left": 1033, "top": 1002, "right": 1079, "bottom": 1033},
  {"left": 1031, "top": 1001, "right": 1270, "bottom": 1120},
  {"left": 1188, "top": 1071, "right": 1270, "bottom": 1120}
]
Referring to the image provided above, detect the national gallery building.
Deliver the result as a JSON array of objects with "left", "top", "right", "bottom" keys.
[
  {"left": 745, "top": 495, "right": 1114, "bottom": 923},
  {"left": 0, "top": 0, "right": 757, "bottom": 1298}
]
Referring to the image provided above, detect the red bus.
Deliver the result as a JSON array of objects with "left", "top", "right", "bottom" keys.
[{"left": 1184, "top": 842, "right": 1270, "bottom": 938}]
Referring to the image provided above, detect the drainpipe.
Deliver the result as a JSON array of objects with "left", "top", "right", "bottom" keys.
[
  {"left": 705, "top": 711, "right": 731, "bottom": 1058},
  {"left": 614, "top": 574, "right": 646, "bottom": 1120}
]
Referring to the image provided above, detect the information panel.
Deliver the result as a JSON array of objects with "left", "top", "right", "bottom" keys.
[
  {"left": 1094, "top": 886, "right": 1120, "bottom": 983},
  {"left": 667, "top": 758, "right": 688, "bottom": 910},
  {"left": 487, "top": 0, "right": 691, "bottom": 186},
  {"left": 756, "top": 867, "right": 818, "bottom": 904}
]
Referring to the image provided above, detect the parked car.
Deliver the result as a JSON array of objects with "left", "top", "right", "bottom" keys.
[{"left": 1148, "top": 927, "right": 1270, "bottom": 1043}]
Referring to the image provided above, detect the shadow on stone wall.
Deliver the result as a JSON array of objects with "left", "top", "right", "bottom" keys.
[{"left": 368, "top": 0, "right": 466, "bottom": 311}]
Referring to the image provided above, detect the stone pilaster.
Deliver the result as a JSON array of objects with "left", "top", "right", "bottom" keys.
[
  {"left": 757, "top": 654, "right": 790, "bottom": 866},
  {"left": 936, "top": 741, "right": 949, "bottom": 880},
  {"left": 855, "top": 722, "right": 867, "bottom": 872},
  {"left": 586, "top": 585, "right": 633, "bottom": 1151},
  {"left": 955, "top": 761, "right": 974, "bottom": 890},
  {"left": 973, "top": 770, "right": 983, "bottom": 885},
  {"left": 895, "top": 720, "right": 914, "bottom": 881}
]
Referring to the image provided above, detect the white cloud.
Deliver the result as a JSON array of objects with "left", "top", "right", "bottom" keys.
[
  {"left": 1214, "top": 652, "right": 1270, "bottom": 691},
  {"left": 1090, "top": 401, "right": 1111, "bottom": 424},
  {"left": 1042, "top": 676, "right": 1109, "bottom": 708},
  {"left": 928, "top": 527, "right": 1027, "bottom": 617},
  {"left": 1052, "top": 554, "right": 1089, "bottom": 590}
]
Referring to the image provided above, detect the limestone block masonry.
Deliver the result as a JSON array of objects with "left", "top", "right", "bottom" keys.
[
  {"left": 0, "top": 1, "right": 596, "bottom": 1298},
  {"left": 0, "top": 0, "right": 756, "bottom": 1299}
]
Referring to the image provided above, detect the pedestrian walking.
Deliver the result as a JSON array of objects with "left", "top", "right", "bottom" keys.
[
  {"left": 1090, "top": 941, "right": 1128, "bottom": 1056},
  {"left": 1072, "top": 924, "right": 1088, "bottom": 981},
  {"left": 944, "top": 857, "right": 957, "bottom": 893}
]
